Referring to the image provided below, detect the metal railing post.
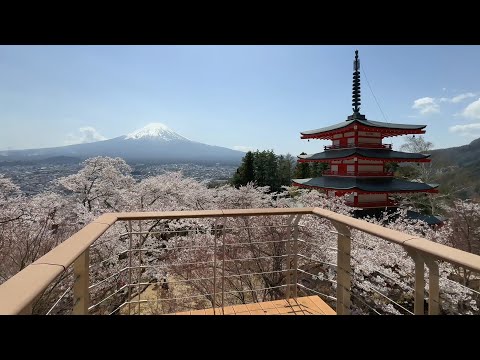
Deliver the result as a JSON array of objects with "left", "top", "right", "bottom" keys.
[
  {"left": 285, "top": 215, "right": 295, "bottom": 300},
  {"left": 424, "top": 256, "right": 440, "bottom": 315},
  {"left": 331, "top": 221, "right": 351, "bottom": 315},
  {"left": 127, "top": 220, "right": 133, "bottom": 315},
  {"left": 212, "top": 218, "right": 218, "bottom": 315},
  {"left": 73, "top": 249, "right": 90, "bottom": 315},
  {"left": 137, "top": 221, "right": 142, "bottom": 315},
  {"left": 291, "top": 215, "right": 302, "bottom": 299},
  {"left": 221, "top": 218, "right": 227, "bottom": 315},
  {"left": 407, "top": 250, "right": 425, "bottom": 315}
]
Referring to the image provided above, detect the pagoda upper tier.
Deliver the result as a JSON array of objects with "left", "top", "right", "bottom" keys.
[
  {"left": 298, "top": 148, "right": 431, "bottom": 163},
  {"left": 300, "top": 117, "right": 426, "bottom": 140}
]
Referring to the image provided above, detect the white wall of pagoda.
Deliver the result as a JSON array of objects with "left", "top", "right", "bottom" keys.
[{"left": 358, "top": 194, "right": 387, "bottom": 203}]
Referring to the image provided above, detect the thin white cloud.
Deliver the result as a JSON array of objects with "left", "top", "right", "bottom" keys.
[
  {"left": 439, "top": 92, "right": 476, "bottom": 103},
  {"left": 233, "top": 145, "right": 257, "bottom": 152},
  {"left": 413, "top": 93, "right": 478, "bottom": 116},
  {"left": 461, "top": 98, "right": 480, "bottom": 120},
  {"left": 65, "top": 126, "right": 107, "bottom": 145},
  {"left": 449, "top": 123, "right": 480, "bottom": 137},
  {"left": 412, "top": 97, "right": 439, "bottom": 115},
  {"left": 451, "top": 92, "right": 476, "bottom": 103}
]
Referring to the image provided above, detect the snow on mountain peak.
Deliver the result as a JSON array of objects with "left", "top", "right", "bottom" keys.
[{"left": 125, "top": 123, "right": 188, "bottom": 141}]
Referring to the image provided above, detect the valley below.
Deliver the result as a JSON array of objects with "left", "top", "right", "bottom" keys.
[{"left": 0, "top": 160, "right": 237, "bottom": 196}]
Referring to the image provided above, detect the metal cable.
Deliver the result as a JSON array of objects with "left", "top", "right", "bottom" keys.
[
  {"left": 296, "top": 283, "right": 337, "bottom": 301},
  {"left": 46, "top": 285, "right": 74, "bottom": 315},
  {"left": 368, "top": 286, "right": 413, "bottom": 315},
  {"left": 297, "top": 268, "right": 337, "bottom": 284},
  {"left": 89, "top": 267, "right": 129, "bottom": 289},
  {"left": 119, "top": 224, "right": 297, "bottom": 237},
  {"left": 88, "top": 284, "right": 128, "bottom": 310},
  {"left": 297, "top": 253, "right": 337, "bottom": 268}
]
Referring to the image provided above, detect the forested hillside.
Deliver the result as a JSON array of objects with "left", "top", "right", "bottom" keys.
[{"left": 429, "top": 138, "right": 480, "bottom": 200}]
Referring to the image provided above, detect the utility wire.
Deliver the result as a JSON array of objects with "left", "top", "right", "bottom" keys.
[{"left": 362, "top": 64, "right": 394, "bottom": 148}]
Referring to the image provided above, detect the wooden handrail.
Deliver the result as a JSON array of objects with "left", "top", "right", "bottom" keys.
[
  {"left": 311, "top": 207, "right": 480, "bottom": 272},
  {"left": 1, "top": 207, "right": 480, "bottom": 315}
]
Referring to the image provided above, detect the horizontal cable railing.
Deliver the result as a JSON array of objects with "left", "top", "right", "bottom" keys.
[
  {"left": 323, "top": 170, "right": 394, "bottom": 177},
  {"left": 324, "top": 143, "right": 392, "bottom": 150},
  {"left": 0, "top": 207, "right": 479, "bottom": 315}
]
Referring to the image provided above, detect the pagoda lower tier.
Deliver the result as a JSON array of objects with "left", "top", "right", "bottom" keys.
[{"left": 292, "top": 177, "right": 439, "bottom": 208}]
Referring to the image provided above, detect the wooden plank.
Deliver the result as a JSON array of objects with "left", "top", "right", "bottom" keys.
[
  {"left": 275, "top": 306, "right": 296, "bottom": 315},
  {"left": 246, "top": 303, "right": 263, "bottom": 311},
  {"left": 283, "top": 299, "right": 305, "bottom": 314},
  {"left": 261, "top": 306, "right": 280, "bottom": 315},
  {"left": 296, "top": 296, "right": 325, "bottom": 315},
  {"left": 286, "top": 298, "right": 299, "bottom": 306},
  {"left": 170, "top": 296, "right": 334, "bottom": 315},
  {"left": 176, "top": 311, "right": 191, "bottom": 315},
  {"left": 309, "top": 295, "right": 336, "bottom": 315},
  {"left": 231, "top": 304, "right": 249, "bottom": 313},
  {"left": 235, "top": 310, "right": 251, "bottom": 315},
  {"left": 204, "top": 308, "right": 216, "bottom": 315},
  {"left": 190, "top": 309, "right": 206, "bottom": 315},
  {"left": 249, "top": 309, "right": 268, "bottom": 315},
  {"left": 293, "top": 308, "right": 307, "bottom": 315},
  {"left": 256, "top": 299, "right": 283, "bottom": 314},
  {"left": 269, "top": 299, "right": 289, "bottom": 308},
  {"left": 259, "top": 300, "right": 279, "bottom": 311},
  {"left": 222, "top": 306, "right": 236, "bottom": 315},
  {"left": 275, "top": 302, "right": 303, "bottom": 314}
]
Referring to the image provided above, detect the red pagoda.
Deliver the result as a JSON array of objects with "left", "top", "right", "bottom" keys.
[{"left": 292, "top": 50, "right": 438, "bottom": 209}]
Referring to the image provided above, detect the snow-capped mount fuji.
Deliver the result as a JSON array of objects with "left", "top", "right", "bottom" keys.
[
  {"left": 125, "top": 123, "right": 189, "bottom": 141},
  {"left": 0, "top": 123, "right": 244, "bottom": 165}
]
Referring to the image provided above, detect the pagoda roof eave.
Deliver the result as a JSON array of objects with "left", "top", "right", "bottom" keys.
[
  {"left": 300, "top": 119, "right": 427, "bottom": 139},
  {"left": 298, "top": 148, "right": 431, "bottom": 162},
  {"left": 291, "top": 177, "right": 439, "bottom": 193}
]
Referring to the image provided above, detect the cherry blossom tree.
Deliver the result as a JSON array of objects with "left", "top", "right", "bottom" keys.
[
  {"left": 56, "top": 156, "right": 135, "bottom": 212},
  {"left": 1, "top": 157, "right": 479, "bottom": 315}
]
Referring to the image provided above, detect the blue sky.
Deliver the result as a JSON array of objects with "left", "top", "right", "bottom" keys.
[{"left": 1, "top": 45, "right": 480, "bottom": 155}]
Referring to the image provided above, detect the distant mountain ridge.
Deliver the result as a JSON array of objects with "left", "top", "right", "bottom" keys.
[
  {"left": 429, "top": 137, "right": 480, "bottom": 198},
  {"left": 0, "top": 123, "right": 244, "bottom": 165},
  {"left": 430, "top": 137, "right": 480, "bottom": 168}
]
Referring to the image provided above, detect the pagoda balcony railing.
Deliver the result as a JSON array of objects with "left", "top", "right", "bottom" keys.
[
  {"left": 323, "top": 170, "right": 394, "bottom": 177},
  {"left": 1, "top": 208, "right": 480, "bottom": 315},
  {"left": 324, "top": 143, "right": 392, "bottom": 150},
  {"left": 345, "top": 200, "right": 397, "bottom": 208}
]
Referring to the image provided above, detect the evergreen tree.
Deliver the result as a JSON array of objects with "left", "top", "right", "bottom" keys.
[
  {"left": 278, "top": 154, "right": 295, "bottom": 188},
  {"left": 243, "top": 151, "right": 255, "bottom": 183},
  {"left": 310, "top": 162, "right": 327, "bottom": 177},
  {"left": 253, "top": 150, "right": 278, "bottom": 190},
  {"left": 232, "top": 150, "right": 298, "bottom": 192},
  {"left": 294, "top": 152, "right": 311, "bottom": 178},
  {"left": 265, "top": 150, "right": 280, "bottom": 191},
  {"left": 231, "top": 151, "right": 256, "bottom": 187}
]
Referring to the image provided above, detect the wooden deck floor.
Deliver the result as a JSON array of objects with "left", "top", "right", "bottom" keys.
[{"left": 173, "top": 295, "right": 336, "bottom": 315}]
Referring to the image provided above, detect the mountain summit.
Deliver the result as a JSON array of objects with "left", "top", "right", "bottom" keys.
[
  {"left": 125, "top": 123, "right": 189, "bottom": 141},
  {"left": 1, "top": 123, "right": 244, "bottom": 165}
]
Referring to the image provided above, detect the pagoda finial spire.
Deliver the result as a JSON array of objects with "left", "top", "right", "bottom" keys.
[
  {"left": 352, "top": 49, "right": 361, "bottom": 115},
  {"left": 347, "top": 50, "right": 365, "bottom": 121}
]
